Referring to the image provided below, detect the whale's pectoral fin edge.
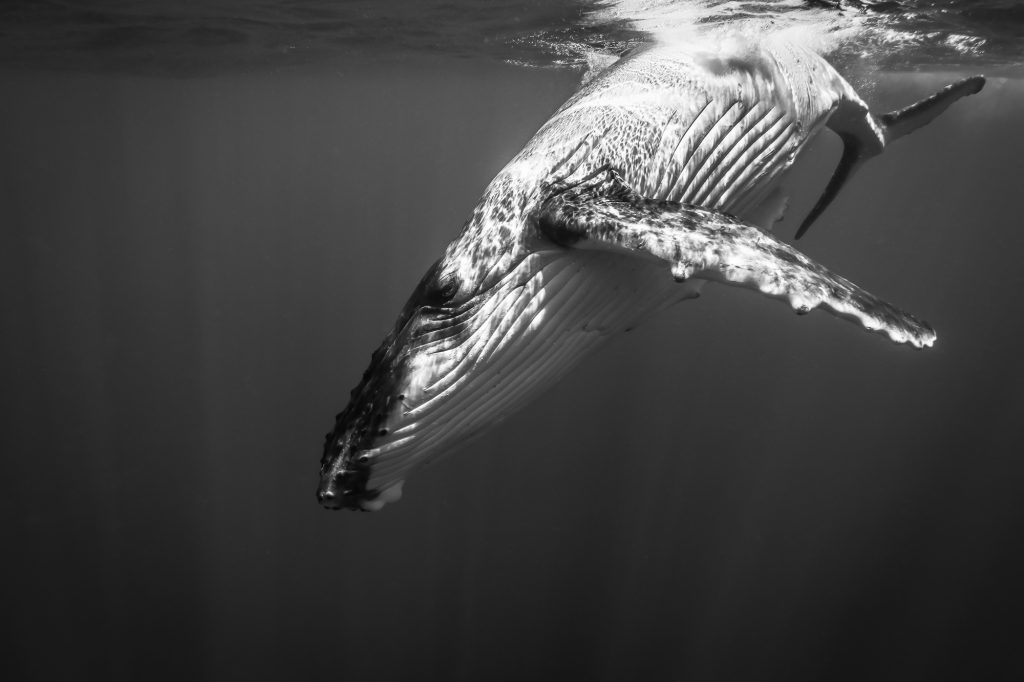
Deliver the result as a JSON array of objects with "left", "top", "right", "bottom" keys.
[{"left": 537, "top": 169, "right": 935, "bottom": 348}]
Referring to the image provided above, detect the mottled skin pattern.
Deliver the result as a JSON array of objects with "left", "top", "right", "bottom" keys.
[
  {"left": 318, "top": 38, "right": 979, "bottom": 511},
  {"left": 442, "top": 41, "right": 870, "bottom": 288},
  {"left": 536, "top": 169, "right": 933, "bottom": 344}
]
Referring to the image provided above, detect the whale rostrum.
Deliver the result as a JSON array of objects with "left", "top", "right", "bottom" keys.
[{"left": 318, "top": 39, "right": 985, "bottom": 511}]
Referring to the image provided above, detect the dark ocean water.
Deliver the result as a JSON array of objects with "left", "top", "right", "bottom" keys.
[{"left": 3, "top": 2, "right": 1024, "bottom": 681}]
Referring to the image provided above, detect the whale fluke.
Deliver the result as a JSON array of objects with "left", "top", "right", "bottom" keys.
[
  {"left": 795, "top": 74, "right": 986, "bottom": 240},
  {"left": 539, "top": 168, "right": 935, "bottom": 348}
]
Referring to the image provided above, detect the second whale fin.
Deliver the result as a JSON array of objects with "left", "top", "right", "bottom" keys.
[
  {"left": 795, "top": 74, "right": 986, "bottom": 240},
  {"left": 879, "top": 75, "right": 986, "bottom": 143}
]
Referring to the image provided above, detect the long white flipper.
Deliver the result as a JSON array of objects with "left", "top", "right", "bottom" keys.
[{"left": 536, "top": 169, "right": 935, "bottom": 348}]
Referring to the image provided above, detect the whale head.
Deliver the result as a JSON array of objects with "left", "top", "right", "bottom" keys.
[
  {"left": 318, "top": 255, "right": 471, "bottom": 510},
  {"left": 317, "top": 216, "right": 671, "bottom": 511},
  {"left": 318, "top": 226, "right": 562, "bottom": 511}
]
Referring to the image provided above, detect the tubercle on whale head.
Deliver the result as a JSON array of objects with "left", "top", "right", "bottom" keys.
[{"left": 317, "top": 338, "right": 404, "bottom": 510}]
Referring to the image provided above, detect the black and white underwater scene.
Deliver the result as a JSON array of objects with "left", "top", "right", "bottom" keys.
[{"left": 4, "top": 1, "right": 1024, "bottom": 680}]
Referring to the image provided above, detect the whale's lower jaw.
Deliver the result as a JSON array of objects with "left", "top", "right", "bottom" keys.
[
  {"left": 357, "top": 481, "right": 404, "bottom": 511},
  {"left": 351, "top": 249, "right": 687, "bottom": 509}
]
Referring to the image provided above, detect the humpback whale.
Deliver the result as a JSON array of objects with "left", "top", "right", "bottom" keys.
[{"left": 318, "top": 38, "right": 984, "bottom": 511}]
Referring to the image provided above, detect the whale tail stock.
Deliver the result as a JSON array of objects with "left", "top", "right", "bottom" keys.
[
  {"left": 538, "top": 167, "right": 936, "bottom": 348},
  {"left": 794, "top": 74, "right": 986, "bottom": 240}
]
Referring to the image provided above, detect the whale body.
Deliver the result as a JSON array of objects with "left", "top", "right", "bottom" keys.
[{"left": 318, "top": 38, "right": 984, "bottom": 511}]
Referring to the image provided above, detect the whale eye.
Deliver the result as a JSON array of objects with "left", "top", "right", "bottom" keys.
[
  {"left": 413, "top": 258, "right": 467, "bottom": 309},
  {"left": 424, "top": 272, "right": 461, "bottom": 306},
  {"left": 438, "top": 278, "right": 459, "bottom": 301}
]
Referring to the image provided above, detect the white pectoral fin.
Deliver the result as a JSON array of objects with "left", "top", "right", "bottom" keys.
[{"left": 536, "top": 170, "right": 935, "bottom": 348}]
